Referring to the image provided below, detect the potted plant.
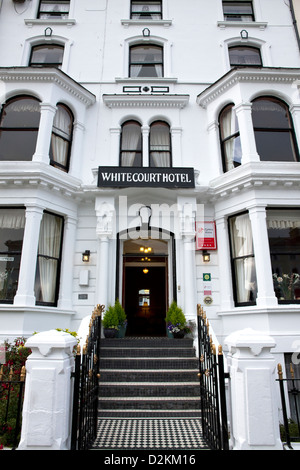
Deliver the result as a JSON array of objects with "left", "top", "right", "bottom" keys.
[
  {"left": 114, "top": 299, "right": 127, "bottom": 338},
  {"left": 102, "top": 305, "right": 119, "bottom": 338},
  {"left": 166, "top": 301, "right": 187, "bottom": 338}
]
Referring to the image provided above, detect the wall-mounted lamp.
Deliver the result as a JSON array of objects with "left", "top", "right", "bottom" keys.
[
  {"left": 202, "top": 251, "right": 210, "bottom": 263},
  {"left": 82, "top": 250, "right": 90, "bottom": 262},
  {"left": 142, "top": 28, "right": 150, "bottom": 37},
  {"left": 143, "top": 268, "right": 149, "bottom": 274},
  {"left": 240, "top": 29, "right": 248, "bottom": 40},
  {"left": 45, "top": 27, "right": 53, "bottom": 37}
]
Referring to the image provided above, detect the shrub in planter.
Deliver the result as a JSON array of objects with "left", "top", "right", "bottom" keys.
[
  {"left": 166, "top": 301, "right": 187, "bottom": 338},
  {"left": 102, "top": 305, "right": 119, "bottom": 338},
  {"left": 114, "top": 299, "right": 127, "bottom": 338}
]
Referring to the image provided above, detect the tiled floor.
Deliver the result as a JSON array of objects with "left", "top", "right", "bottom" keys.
[{"left": 92, "top": 418, "right": 209, "bottom": 450}]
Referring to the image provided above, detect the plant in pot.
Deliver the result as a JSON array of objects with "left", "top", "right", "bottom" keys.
[
  {"left": 114, "top": 299, "right": 127, "bottom": 338},
  {"left": 102, "top": 305, "right": 119, "bottom": 338},
  {"left": 166, "top": 301, "right": 187, "bottom": 338}
]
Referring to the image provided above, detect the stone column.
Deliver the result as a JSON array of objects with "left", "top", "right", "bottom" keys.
[
  {"left": 248, "top": 206, "right": 278, "bottom": 308},
  {"left": 225, "top": 328, "right": 282, "bottom": 450},
  {"left": 68, "top": 121, "right": 85, "bottom": 178},
  {"left": 14, "top": 204, "right": 44, "bottom": 307},
  {"left": 32, "top": 102, "right": 57, "bottom": 164},
  {"left": 235, "top": 102, "right": 260, "bottom": 165},
  {"left": 57, "top": 215, "right": 78, "bottom": 310},
  {"left": 18, "top": 330, "right": 77, "bottom": 450},
  {"left": 170, "top": 127, "right": 182, "bottom": 167},
  {"left": 215, "top": 215, "right": 235, "bottom": 310},
  {"left": 142, "top": 125, "right": 149, "bottom": 167}
]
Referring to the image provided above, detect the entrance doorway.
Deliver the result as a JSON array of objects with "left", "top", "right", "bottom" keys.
[{"left": 122, "top": 238, "right": 169, "bottom": 336}]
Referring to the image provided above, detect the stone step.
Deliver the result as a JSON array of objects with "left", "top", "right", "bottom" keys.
[
  {"left": 98, "top": 396, "right": 201, "bottom": 411},
  {"left": 100, "top": 357, "right": 199, "bottom": 370},
  {"left": 101, "top": 338, "right": 194, "bottom": 349},
  {"left": 99, "top": 369, "right": 199, "bottom": 383},
  {"left": 100, "top": 347, "right": 196, "bottom": 358},
  {"left": 99, "top": 382, "right": 200, "bottom": 397}
]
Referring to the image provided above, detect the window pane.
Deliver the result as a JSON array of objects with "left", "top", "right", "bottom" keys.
[
  {"left": 252, "top": 98, "right": 292, "bottom": 129},
  {"left": 223, "top": 1, "right": 254, "bottom": 21},
  {"left": 121, "top": 121, "right": 142, "bottom": 166},
  {"left": 0, "top": 130, "right": 39, "bottom": 161},
  {"left": 229, "top": 213, "right": 257, "bottom": 305},
  {"left": 35, "top": 212, "right": 63, "bottom": 305},
  {"left": 150, "top": 122, "right": 171, "bottom": 167},
  {"left": 38, "top": 1, "right": 70, "bottom": 19},
  {"left": 30, "top": 45, "right": 64, "bottom": 68},
  {"left": 131, "top": 1, "right": 162, "bottom": 19},
  {"left": 0, "top": 97, "right": 40, "bottom": 128},
  {"left": 229, "top": 46, "right": 262, "bottom": 66},
  {"left": 0, "top": 208, "right": 25, "bottom": 303},
  {"left": 50, "top": 104, "right": 73, "bottom": 171},
  {"left": 268, "top": 209, "right": 300, "bottom": 302},
  {"left": 219, "top": 104, "right": 241, "bottom": 171},
  {"left": 130, "top": 45, "right": 163, "bottom": 77},
  {"left": 254, "top": 131, "right": 297, "bottom": 162}
]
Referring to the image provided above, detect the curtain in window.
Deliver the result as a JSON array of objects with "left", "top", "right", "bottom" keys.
[
  {"left": 36, "top": 213, "right": 63, "bottom": 304},
  {"left": 230, "top": 213, "right": 257, "bottom": 303},
  {"left": 150, "top": 122, "right": 171, "bottom": 167},
  {"left": 219, "top": 104, "right": 241, "bottom": 171},
  {"left": 121, "top": 122, "right": 142, "bottom": 166},
  {"left": 51, "top": 104, "right": 72, "bottom": 169},
  {"left": 0, "top": 212, "right": 25, "bottom": 229}
]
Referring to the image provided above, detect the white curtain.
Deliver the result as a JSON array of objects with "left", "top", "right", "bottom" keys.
[
  {"left": 221, "top": 106, "right": 238, "bottom": 171},
  {"left": 121, "top": 123, "right": 141, "bottom": 166},
  {"left": 0, "top": 209, "right": 25, "bottom": 229},
  {"left": 150, "top": 123, "right": 170, "bottom": 167},
  {"left": 37, "top": 213, "right": 62, "bottom": 303},
  {"left": 231, "top": 213, "right": 256, "bottom": 303},
  {"left": 51, "top": 105, "right": 71, "bottom": 167}
]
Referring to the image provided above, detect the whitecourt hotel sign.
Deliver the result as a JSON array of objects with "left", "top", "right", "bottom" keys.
[{"left": 98, "top": 167, "right": 195, "bottom": 188}]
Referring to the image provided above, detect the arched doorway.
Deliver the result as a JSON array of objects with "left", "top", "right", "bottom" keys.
[{"left": 116, "top": 231, "right": 176, "bottom": 337}]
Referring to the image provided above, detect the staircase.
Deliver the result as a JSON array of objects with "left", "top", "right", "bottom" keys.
[{"left": 92, "top": 337, "right": 209, "bottom": 450}]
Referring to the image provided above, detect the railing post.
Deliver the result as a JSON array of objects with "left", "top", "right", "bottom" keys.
[
  {"left": 18, "top": 330, "right": 77, "bottom": 450},
  {"left": 277, "top": 364, "right": 292, "bottom": 449}
]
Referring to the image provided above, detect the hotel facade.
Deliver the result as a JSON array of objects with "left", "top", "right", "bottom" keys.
[{"left": 0, "top": 0, "right": 300, "bottom": 383}]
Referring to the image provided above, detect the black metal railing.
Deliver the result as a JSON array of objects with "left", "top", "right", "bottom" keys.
[
  {"left": 71, "top": 304, "right": 104, "bottom": 451},
  {"left": 277, "top": 363, "right": 300, "bottom": 449},
  {"left": 197, "top": 304, "right": 229, "bottom": 450},
  {"left": 0, "top": 365, "right": 26, "bottom": 449}
]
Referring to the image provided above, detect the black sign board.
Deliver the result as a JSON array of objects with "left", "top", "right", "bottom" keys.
[{"left": 97, "top": 167, "right": 195, "bottom": 189}]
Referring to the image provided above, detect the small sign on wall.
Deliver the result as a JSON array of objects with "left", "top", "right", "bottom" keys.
[{"left": 195, "top": 221, "right": 217, "bottom": 251}]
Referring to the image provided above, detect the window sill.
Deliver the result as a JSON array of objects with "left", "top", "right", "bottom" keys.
[
  {"left": 25, "top": 19, "right": 76, "bottom": 27},
  {"left": 217, "top": 21, "right": 268, "bottom": 30},
  {"left": 121, "top": 19, "right": 172, "bottom": 27}
]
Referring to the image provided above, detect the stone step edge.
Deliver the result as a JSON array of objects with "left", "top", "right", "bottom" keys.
[
  {"left": 99, "top": 396, "right": 200, "bottom": 401},
  {"left": 99, "top": 382, "right": 199, "bottom": 386}
]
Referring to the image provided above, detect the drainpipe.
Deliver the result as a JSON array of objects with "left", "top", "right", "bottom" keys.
[{"left": 289, "top": 0, "right": 300, "bottom": 55}]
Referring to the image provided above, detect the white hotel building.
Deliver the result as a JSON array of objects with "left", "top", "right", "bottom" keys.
[{"left": 0, "top": 0, "right": 300, "bottom": 374}]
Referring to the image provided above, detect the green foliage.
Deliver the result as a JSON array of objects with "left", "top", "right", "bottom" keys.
[
  {"left": 102, "top": 305, "right": 119, "bottom": 329},
  {"left": 114, "top": 299, "right": 127, "bottom": 326},
  {"left": 0, "top": 337, "right": 31, "bottom": 448},
  {"left": 166, "top": 301, "right": 187, "bottom": 330}
]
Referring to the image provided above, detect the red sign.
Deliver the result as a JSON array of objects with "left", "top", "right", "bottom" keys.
[{"left": 195, "top": 221, "right": 217, "bottom": 250}]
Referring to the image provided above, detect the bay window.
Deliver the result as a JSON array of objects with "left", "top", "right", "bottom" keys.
[
  {"left": 0, "top": 208, "right": 25, "bottom": 303},
  {"left": 34, "top": 211, "right": 64, "bottom": 306},
  {"left": 267, "top": 209, "right": 300, "bottom": 303},
  {"left": 229, "top": 212, "right": 257, "bottom": 305}
]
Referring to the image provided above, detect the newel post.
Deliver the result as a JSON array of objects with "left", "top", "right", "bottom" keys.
[
  {"left": 18, "top": 330, "right": 77, "bottom": 450},
  {"left": 225, "top": 328, "right": 282, "bottom": 450}
]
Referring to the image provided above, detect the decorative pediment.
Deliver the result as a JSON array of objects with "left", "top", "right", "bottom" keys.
[{"left": 103, "top": 93, "right": 189, "bottom": 108}]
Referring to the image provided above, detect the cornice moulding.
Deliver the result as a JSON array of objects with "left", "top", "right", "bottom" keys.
[
  {"left": 197, "top": 67, "right": 300, "bottom": 108},
  {"left": 103, "top": 93, "right": 189, "bottom": 108},
  {"left": 0, "top": 67, "right": 96, "bottom": 107}
]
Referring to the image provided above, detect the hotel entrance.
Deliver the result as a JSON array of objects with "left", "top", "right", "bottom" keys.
[{"left": 122, "top": 238, "right": 171, "bottom": 336}]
